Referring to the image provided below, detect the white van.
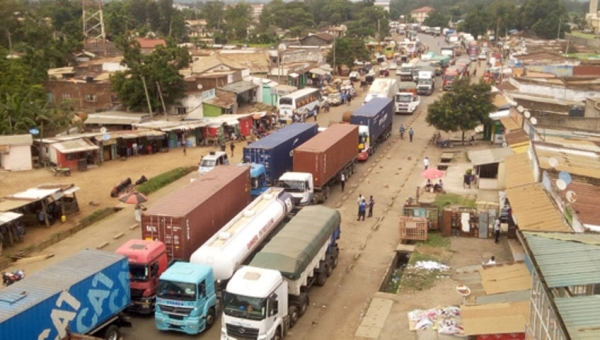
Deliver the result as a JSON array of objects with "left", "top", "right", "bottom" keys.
[{"left": 198, "top": 151, "right": 229, "bottom": 174}]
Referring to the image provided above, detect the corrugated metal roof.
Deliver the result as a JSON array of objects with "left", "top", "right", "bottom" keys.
[
  {"left": 505, "top": 183, "right": 570, "bottom": 232},
  {"left": 534, "top": 145, "right": 600, "bottom": 180},
  {"left": 468, "top": 147, "right": 514, "bottom": 166},
  {"left": 51, "top": 139, "right": 99, "bottom": 153},
  {"left": 499, "top": 116, "right": 520, "bottom": 131},
  {"left": 505, "top": 152, "right": 536, "bottom": 189},
  {"left": 505, "top": 130, "right": 529, "bottom": 147},
  {"left": 560, "top": 181, "right": 600, "bottom": 228},
  {"left": 0, "top": 134, "right": 33, "bottom": 146},
  {"left": 220, "top": 80, "right": 258, "bottom": 94},
  {"left": 523, "top": 232, "right": 600, "bottom": 287},
  {"left": 555, "top": 296, "right": 600, "bottom": 340},
  {"left": 84, "top": 112, "right": 150, "bottom": 126},
  {"left": 0, "top": 250, "right": 125, "bottom": 323}
]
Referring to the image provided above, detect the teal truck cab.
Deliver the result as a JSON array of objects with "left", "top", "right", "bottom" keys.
[
  {"left": 238, "top": 163, "right": 268, "bottom": 198},
  {"left": 155, "top": 262, "right": 218, "bottom": 335}
]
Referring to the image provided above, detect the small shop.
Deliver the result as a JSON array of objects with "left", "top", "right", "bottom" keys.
[
  {"left": 467, "top": 148, "right": 514, "bottom": 190},
  {"left": 0, "top": 184, "right": 80, "bottom": 228},
  {"left": 47, "top": 138, "right": 100, "bottom": 170},
  {"left": 0, "top": 211, "right": 25, "bottom": 252}
]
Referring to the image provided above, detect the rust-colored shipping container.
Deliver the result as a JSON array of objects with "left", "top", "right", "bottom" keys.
[
  {"left": 141, "top": 166, "right": 251, "bottom": 261},
  {"left": 293, "top": 124, "right": 358, "bottom": 188}
]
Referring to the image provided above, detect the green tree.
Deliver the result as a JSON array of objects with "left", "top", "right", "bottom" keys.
[
  {"left": 110, "top": 37, "right": 190, "bottom": 112},
  {"left": 224, "top": 2, "right": 252, "bottom": 41},
  {"left": 423, "top": 10, "right": 449, "bottom": 28},
  {"left": 460, "top": 5, "right": 491, "bottom": 37},
  {"left": 426, "top": 78, "right": 495, "bottom": 142},
  {"left": 201, "top": 0, "right": 225, "bottom": 30},
  {"left": 520, "top": 0, "right": 569, "bottom": 38},
  {"left": 326, "top": 37, "right": 370, "bottom": 72}
]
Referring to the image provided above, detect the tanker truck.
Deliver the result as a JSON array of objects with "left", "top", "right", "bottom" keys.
[
  {"left": 0, "top": 249, "right": 131, "bottom": 340},
  {"left": 221, "top": 205, "right": 341, "bottom": 340},
  {"left": 154, "top": 187, "right": 295, "bottom": 335},
  {"left": 278, "top": 124, "right": 358, "bottom": 205}
]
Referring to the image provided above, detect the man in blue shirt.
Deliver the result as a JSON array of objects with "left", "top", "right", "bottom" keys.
[{"left": 358, "top": 199, "right": 367, "bottom": 221}]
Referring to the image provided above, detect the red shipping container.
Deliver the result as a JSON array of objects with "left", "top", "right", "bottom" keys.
[
  {"left": 238, "top": 116, "right": 253, "bottom": 137},
  {"left": 293, "top": 124, "right": 358, "bottom": 188},
  {"left": 141, "top": 166, "right": 251, "bottom": 261}
]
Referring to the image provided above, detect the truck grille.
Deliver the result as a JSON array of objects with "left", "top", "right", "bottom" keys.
[
  {"left": 158, "top": 304, "right": 193, "bottom": 319},
  {"left": 130, "top": 288, "right": 144, "bottom": 300},
  {"left": 226, "top": 324, "right": 259, "bottom": 340}
]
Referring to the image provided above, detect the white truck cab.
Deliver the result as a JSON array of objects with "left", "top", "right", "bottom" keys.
[
  {"left": 277, "top": 172, "right": 314, "bottom": 206},
  {"left": 199, "top": 151, "right": 229, "bottom": 174},
  {"left": 394, "top": 92, "right": 420, "bottom": 114},
  {"left": 417, "top": 71, "right": 435, "bottom": 95}
]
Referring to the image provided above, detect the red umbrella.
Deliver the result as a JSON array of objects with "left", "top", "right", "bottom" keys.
[
  {"left": 421, "top": 168, "right": 445, "bottom": 180},
  {"left": 119, "top": 192, "right": 148, "bottom": 205}
]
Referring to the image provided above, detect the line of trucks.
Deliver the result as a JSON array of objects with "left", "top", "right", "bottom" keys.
[{"left": 0, "top": 101, "right": 394, "bottom": 339}]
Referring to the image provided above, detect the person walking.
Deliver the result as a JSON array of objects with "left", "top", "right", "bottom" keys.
[
  {"left": 347, "top": 93, "right": 352, "bottom": 106},
  {"left": 494, "top": 218, "right": 501, "bottom": 244},
  {"left": 408, "top": 127, "right": 414, "bottom": 142},
  {"left": 340, "top": 173, "right": 346, "bottom": 192},
  {"left": 424, "top": 157, "right": 429, "bottom": 170},
  {"left": 358, "top": 199, "right": 367, "bottom": 221},
  {"left": 230, "top": 142, "right": 235, "bottom": 157},
  {"left": 368, "top": 195, "right": 375, "bottom": 217},
  {"left": 183, "top": 145, "right": 187, "bottom": 156},
  {"left": 399, "top": 124, "right": 405, "bottom": 140}
]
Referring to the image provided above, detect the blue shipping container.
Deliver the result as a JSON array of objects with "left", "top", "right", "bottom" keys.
[
  {"left": 243, "top": 123, "right": 319, "bottom": 185},
  {"left": 0, "top": 249, "right": 131, "bottom": 340},
  {"left": 351, "top": 98, "right": 394, "bottom": 143}
]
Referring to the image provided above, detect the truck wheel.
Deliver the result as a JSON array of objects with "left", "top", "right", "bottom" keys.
[
  {"left": 103, "top": 325, "right": 120, "bottom": 340},
  {"left": 289, "top": 305, "right": 300, "bottom": 327},
  {"left": 272, "top": 327, "right": 283, "bottom": 340},
  {"left": 205, "top": 307, "right": 216, "bottom": 330},
  {"left": 332, "top": 247, "right": 339, "bottom": 269},
  {"left": 326, "top": 256, "right": 335, "bottom": 276},
  {"left": 298, "top": 292, "right": 309, "bottom": 316},
  {"left": 316, "top": 262, "right": 328, "bottom": 286}
]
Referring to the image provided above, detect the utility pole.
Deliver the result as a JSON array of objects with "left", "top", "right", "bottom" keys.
[
  {"left": 141, "top": 76, "right": 153, "bottom": 119},
  {"left": 156, "top": 81, "right": 168, "bottom": 119}
]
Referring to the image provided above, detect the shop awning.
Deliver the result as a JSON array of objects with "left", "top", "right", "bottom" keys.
[
  {"left": 309, "top": 68, "right": 329, "bottom": 76},
  {"left": 0, "top": 211, "right": 23, "bottom": 225},
  {"left": 220, "top": 81, "right": 257, "bottom": 94},
  {"left": 468, "top": 148, "right": 514, "bottom": 166},
  {"left": 51, "top": 139, "right": 99, "bottom": 154}
]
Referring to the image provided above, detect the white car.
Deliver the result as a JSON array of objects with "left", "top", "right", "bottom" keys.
[{"left": 478, "top": 52, "right": 487, "bottom": 60}]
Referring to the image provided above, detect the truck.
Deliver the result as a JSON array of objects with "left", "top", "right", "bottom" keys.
[
  {"left": 395, "top": 88, "right": 420, "bottom": 115},
  {"left": 349, "top": 97, "right": 394, "bottom": 161},
  {"left": 442, "top": 67, "right": 461, "bottom": 91},
  {"left": 155, "top": 261, "right": 218, "bottom": 335},
  {"left": 142, "top": 165, "right": 251, "bottom": 261},
  {"left": 0, "top": 249, "right": 131, "bottom": 340},
  {"left": 440, "top": 46, "right": 455, "bottom": 59},
  {"left": 278, "top": 124, "right": 358, "bottom": 205},
  {"left": 468, "top": 40, "right": 478, "bottom": 60},
  {"left": 364, "top": 78, "right": 398, "bottom": 103},
  {"left": 416, "top": 70, "right": 435, "bottom": 95},
  {"left": 220, "top": 205, "right": 341, "bottom": 340},
  {"left": 243, "top": 123, "right": 319, "bottom": 186},
  {"left": 398, "top": 63, "right": 415, "bottom": 81},
  {"left": 155, "top": 188, "right": 294, "bottom": 335},
  {"left": 115, "top": 239, "right": 169, "bottom": 314},
  {"left": 237, "top": 162, "right": 268, "bottom": 198},
  {"left": 430, "top": 55, "right": 451, "bottom": 75}
]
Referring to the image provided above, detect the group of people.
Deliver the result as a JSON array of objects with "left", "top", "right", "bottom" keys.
[
  {"left": 425, "top": 179, "right": 444, "bottom": 193},
  {"left": 398, "top": 124, "right": 415, "bottom": 142},
  {"left": 356, "top": 194, "right": 375, "bottom": 221}
]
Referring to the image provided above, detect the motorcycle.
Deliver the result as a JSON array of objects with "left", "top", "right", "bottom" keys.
[
  {"left": 437, "top": 139, "right": 453, "bottom": 148},
  {"left": 51, "top": 165, "right": 71, "bottom": 176},
  {"left": 2, "top": 270, "right": 25, "bottom": 286}
]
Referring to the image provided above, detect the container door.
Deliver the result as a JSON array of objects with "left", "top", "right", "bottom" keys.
[
  {"left": 478, "top": 212, "right": 488, "bottom": 238},
  {"left": 152, "top": 216, "right": 178, "bottom": 261}
]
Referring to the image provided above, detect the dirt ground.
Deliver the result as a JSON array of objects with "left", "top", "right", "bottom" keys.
[{"left": 0, "top": 142, "right": 247, "bottom": 258}]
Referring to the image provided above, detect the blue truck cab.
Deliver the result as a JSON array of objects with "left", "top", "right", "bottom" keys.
[
  {"left": 155, "top": 262, "right": 218, "bottom": 335},
  {"left": 237, "top": 162, "right": 268, "bottom": 198}
]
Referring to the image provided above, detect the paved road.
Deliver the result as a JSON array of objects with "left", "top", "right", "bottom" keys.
[{"left": 7, "top": 32, "right": 454, "bottom": 340}]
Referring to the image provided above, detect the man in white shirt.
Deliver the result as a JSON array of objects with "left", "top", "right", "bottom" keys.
[
  {"left": 424, "top": 157, "right": 429, "bottom": 170},
  {"left": 494, "top": 218, "right": 501, "bottom": 244},
  {"left": 340, "top": 173, "right": 346, "bottom": 192}
]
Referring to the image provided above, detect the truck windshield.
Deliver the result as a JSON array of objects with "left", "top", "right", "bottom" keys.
[
  {"left": 444, "top": 75, "right": 455, "bottom": 81},
  {"left": 200, "top": 159, "right": 216, "bottom": 167},
  {"left": 251, "top": 175, "right": 263, "bottom": 190},
  {"left": 418, "top": 79, "right": 432, "bottom": 85},
  {"left": 395, "top": 95, "right": 412, "bottom": 103},
  {"left": 223, "top": 292, "right": 266, "bottom": 320},
  {"left": 130, "top": 264, "right": 149, "bottom": 282},
  {"left": 278, "top": 180, "right": 305, "bottom": 193},
  {"left": 400, "top": 67, "right": 412, "bottom": 73},
  {"left": 157, "top": 280, "right": 196, "bottom": 301}
]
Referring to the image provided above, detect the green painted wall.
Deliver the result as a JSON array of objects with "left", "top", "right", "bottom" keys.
[{"left": 203, "top": 103, "right": 222, "bottom": 117}]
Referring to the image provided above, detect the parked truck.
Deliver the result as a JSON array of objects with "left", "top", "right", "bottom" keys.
[
  {"left": 396, "top": 81, "right": 420, "bottom": 114},
  {"left": 278, "top": 124, "right": 358, "bottom": 205},
  {"left": 416, "top": 70, "right": 435, "bottom": 95},
  {"left": 442, "top": 67, "right": 461, "bottom": 91},
  {"left": 348, "top": 97, "right": 394, "bottom": 161},
  {"left": 364, "top": 78, "right": 398, "bottom": 103},
  {"left": 154, "top": 188, "right": 294, "bottom": 335},
  {"left": 243, "top": 123, "right": 319, "bottom": 186},
  {"left": 141, "top": 165, "right": 251, "bottom": 261},
  {"left": 0, "top": 249, "right": 131, "bottom": 340},
  {"left": 115, "top": 239, "right": 169, "bottom": 314},
  {"left": 220, "top": 205, "right": 341, "bottom": 340}
]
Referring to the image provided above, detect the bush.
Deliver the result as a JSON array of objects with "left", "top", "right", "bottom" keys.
[{"left": 137, "top": 167, "right": 194, "bottom": 195}]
